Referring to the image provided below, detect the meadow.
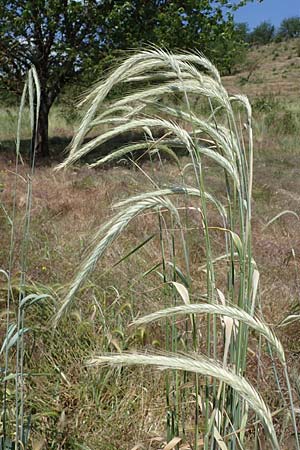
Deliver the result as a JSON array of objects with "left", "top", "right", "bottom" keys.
[{"left": 0, "top": 40, "right": 300, "bottom": 450}]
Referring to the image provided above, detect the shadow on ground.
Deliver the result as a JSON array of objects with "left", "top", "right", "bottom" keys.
[
  {"left": 0, "top": 130, "right": 189, "bottom": 167},
  {"left": 0, "top": 136, "right": 71, "bottom": 165}
]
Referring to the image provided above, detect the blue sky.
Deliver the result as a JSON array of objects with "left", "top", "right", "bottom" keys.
[{"left": 233, "top": 0, "right": 300, "bottom": 30}]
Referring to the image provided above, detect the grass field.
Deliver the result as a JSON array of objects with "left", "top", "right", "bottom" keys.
[{"left": 0, "top": 42, "right": 300, "bottom": 449}]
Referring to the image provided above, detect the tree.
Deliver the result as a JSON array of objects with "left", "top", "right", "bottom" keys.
[
  {"left": 0, "top": 0, "right": 112, "bottom": 157},
  {"left": 0, "top": 0, "right": 260, "bottom": 158},
  {"left": 248, "top": 21, "right": 275, "bottom": 45},
  {"left": 234, "top": 22, "right": 251, "bottom": 43},
  {"left": 102, "top": 1, "right": 257, "bottom": 72},
  {"left": 277, "top": 17, "right": 300, "bottom": 40}
]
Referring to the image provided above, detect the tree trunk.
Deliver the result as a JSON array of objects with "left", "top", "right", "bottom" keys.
[{"left": 35, "top": 99, "right": 50, "bottom": 159}]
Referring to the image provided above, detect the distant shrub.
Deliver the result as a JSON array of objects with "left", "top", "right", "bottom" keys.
[
  {"left": 253, "top": 94, "right": 281, "bottom": 112},
  {"left": 277, "top": 17, "right": 300, "bottom": 40},
  {"left": 249, "top": 21, "right": 275, "bottom": 45},
  {"left": 296, "top": 39, "right": 300, "bottom": 57},
  {"left": 266, "top": 109, "right": 299, "bottom": 135}
]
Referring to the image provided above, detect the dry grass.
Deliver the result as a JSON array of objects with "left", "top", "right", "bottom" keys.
[
  {"left": 224, "top": 38, "right": 300, "bottom": 99},
  {"left": 0, "top": 42, "right": 300, "bottom": 449},
  {"left": 1, "top": 149, "right": 300, "bottom": 448}
]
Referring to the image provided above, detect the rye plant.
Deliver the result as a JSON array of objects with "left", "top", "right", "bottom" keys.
[
  {"left": 55, "top": 48, "right": 298, "bottom": 449},
  {"left": 0, "top": 68, "right": 50, "bottom": 449}
]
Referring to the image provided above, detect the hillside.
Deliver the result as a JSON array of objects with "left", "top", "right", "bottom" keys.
[{"left": 224, "top": 38, "right": 300, "bottom": 99}]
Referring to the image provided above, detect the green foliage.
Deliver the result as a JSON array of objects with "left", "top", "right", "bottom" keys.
[
  {"left": 278, "top": 16, "right": 300, "bottom": 39},
  {"left": 0, "top": 0, "right": 260, "bottom": 99},
  {"left": 102, "top": 1, "right": 255, "bottom": 75},
  {"left": 247, "top": 16, "right": 300, "bottom": 46},
  {"left": 253, "top": 95, "right": 300, "bottom": 137},
  {"left": 105, "top": 1, "right": 229, "bottom": 50},
  {"left": 234, "top": 22, "right": 250, "bottom": 42},
  {"left": 249, "top": 21, "right": 275, "bottom": 45},
  {"left": 211, "top": 22, "right": 249, "bottom": 75},
  {"left": 266, "top": 109, "right": 300, "bottom": 136},
  {"left": 253, "top": 94, "right": 280, "bottom": 112}
]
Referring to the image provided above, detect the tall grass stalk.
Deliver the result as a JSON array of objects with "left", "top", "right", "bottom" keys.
[
  {"left": 56, "top": 48, "right": 295, "bottom": 448},
  {"left": 1, "top": 67, "right": 40, "bottom": 449}
]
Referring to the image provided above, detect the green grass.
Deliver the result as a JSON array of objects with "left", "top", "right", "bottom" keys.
[{"left": 0, "top": 105, "right": 79, "bottom": 142}]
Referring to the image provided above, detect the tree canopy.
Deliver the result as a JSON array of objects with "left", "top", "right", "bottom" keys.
[
  {"left": 278, "top": 17, "right": 300, "bottom": 40},
  {"left": 248, "top": 21, "right": 275, "bottom": 45}
]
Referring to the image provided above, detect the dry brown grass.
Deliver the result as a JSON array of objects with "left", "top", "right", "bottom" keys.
[
  {"left": 1, "top": 41, "right": 300, "bottom": 449},
  {"left": 1, "top": 145, "right": 300, "bottom": 448},
  {"left": 224, "top": 38, "right": 300, "bottom": 99}
]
